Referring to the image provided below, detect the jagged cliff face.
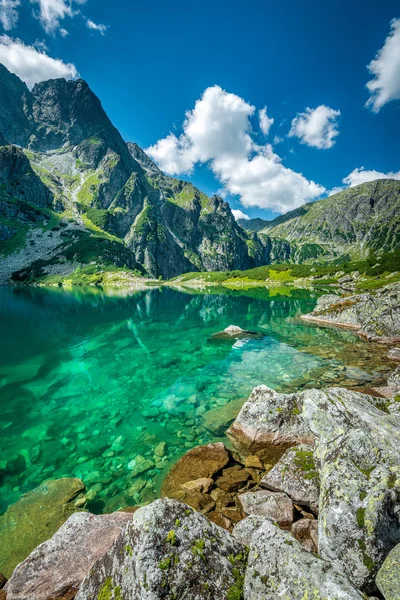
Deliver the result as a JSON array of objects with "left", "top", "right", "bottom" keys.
[
  {"left": 0, "top": 63, "right": 399, "bottom": 283},
  {"left": 0, "top": 64, "right": 266, "bottom": 280}
]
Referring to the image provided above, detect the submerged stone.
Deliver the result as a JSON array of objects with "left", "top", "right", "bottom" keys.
[
  {"left": 161, "top": 442, "right": 229, "bottom": 498},
  {"left": 0, "top": 478, "right": 85, "bottom": 579}
]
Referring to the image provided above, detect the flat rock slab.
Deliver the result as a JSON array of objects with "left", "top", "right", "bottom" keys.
[
  {"left": 238, "top": 490, "right": 293, "bottom": 529},
  {"left": 244, "top": 518, "right": 364, "bottom": 600},
  {"left": 76, "top": 498, "right": 247, "bottom": 600},
  {"left": 261, "top": 444, "right": 320, "bottom": 513},
  {"left": 376, "top": 543, "right": 400, "bottom": 600},
  {"left": 201, "top": 398, "right": 245, "bottom": 434},
  {"left": 0, "top": 478, "right": 85, "bottom": 579},
  {"left": 161, "top": 442, "right": 229, "bottom": 498},
  {"left": 4, "top": 512, "right": 132, "bottom": 600}
]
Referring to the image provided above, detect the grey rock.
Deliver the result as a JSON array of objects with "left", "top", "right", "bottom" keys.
[
  {"left": 76, "top": 498, "right": 247, "bottom": 600},
  {"left": 238, "top": 490, "right": 293, "bottom": 529},
  {"left": 4, "top": 512, "right": 132, "bottom": 600},
  {"left": 376, "top": 542, "right": 400, "bottom": 600},
  {"left": 387, "top": 347, "right": 400, "bottom": 362},
  {"left": 232, "top": 514, "right": 269, "bottom": 546},
  {"left": 244, "top": 518, "right": 364, "bottom": 599},
  {"left": 226, "top": 385, "right": 315, "bottom": 462},
  {"left": 261, "top": 444, "right": 320, "bottom": 513},
  {"left": 302, "top": 283, "right": 400, "bottom": 342}
]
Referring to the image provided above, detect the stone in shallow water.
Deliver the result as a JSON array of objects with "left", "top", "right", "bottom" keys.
[
  {"left": 0, "top": 478, "right": 85, "bottom": 579},
  {"left": 201, "top": 397, "right": 246, "bottom": 434},
  {"left": 75, "top": 498, "right": 247, "bottom": 600},
  {"left": 376, "top": 543, "right": 400, "bottom": 600},
  {"left": 3, "top": 512, "right": 132, "bottom": 600},
  {"left": 161, "top": 442, "right": 229, "bottom": 498},
  {"left": 261, "top": 444, "right": 320, "bottom": 513},
  {"left": 238, "top": 490, "right": 293, "bottom": 529}
]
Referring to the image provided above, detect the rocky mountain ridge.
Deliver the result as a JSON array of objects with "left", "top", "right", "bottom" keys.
[{"left": 0, "top": 63, "right": 399, "bottom": 283}]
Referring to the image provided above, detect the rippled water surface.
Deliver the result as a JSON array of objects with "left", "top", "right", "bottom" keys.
[{"left": 0, "top": 285, "right": 392, "bottom": 513}]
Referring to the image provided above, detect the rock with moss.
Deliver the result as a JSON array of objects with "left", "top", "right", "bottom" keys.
[
  {"left": 260, "top": 444, "right": 320, "bottom": 513},
  {"left": 0, "top": 478, "right": 86, "bottom": 579},
  {"left": 243, "top": 517, "right": 364, "bottom": 599},
  {"left": 75, "top": 498, "right": 247, "bottom": 600},
  {"left": 3, "top": 512, "right": 132, "bottom": 600},
  {"left": 226, "top": 385, "right": 315, "bottom": 462},
  {"left": 302, "top": 283, "right": 400, "bottom": 342},
  {"left": 230, "top": 385, "right": 400, "bottom": 594},
  {"left": 375, "top": 542, "right": 400, "bottom": 600}
]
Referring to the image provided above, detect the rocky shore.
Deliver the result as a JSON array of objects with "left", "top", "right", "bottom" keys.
[
  {"left": 1, "top": 290, "right": 400, "bottom": 599},
  {"left": 301, "top": 282, "right": 400, "bottom": 343},
  {"left": 1, "top": 365, "right": 400, "bottom": 599}
]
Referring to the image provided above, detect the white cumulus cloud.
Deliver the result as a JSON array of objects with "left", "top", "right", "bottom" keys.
[
  {"left": 289, "top": 105, "right": 341, "bottom": 149},
  {"left": 343, "top": 167, "right": 400, "bottom": 187},
  {"left": 0, "top": 35, "right": 78, "bottom": 87},
  {"left": 259, "top": 106, "right": 274, "bottom": 136},
  {"left": 147, "top": 85, "right": 325, "bottom": 213},
  {"left": 86, "top": 18, "right": 107, "bottom": 35},
  {"left": 0, "top": 0, "right": 21, "bottom": 30},
  {"left": 30, "top": 0, "right": 86, "bottom": 34},
  {"left": 365, "top": 18, "right": 400, "bottom": 112},
  {"left": 232, "top": 209, "right": 250, "bottom": 220}
]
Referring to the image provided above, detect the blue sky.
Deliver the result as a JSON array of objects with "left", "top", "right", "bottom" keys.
[{"left": 0, "top": 0, "right": 399, "bottom": 220}]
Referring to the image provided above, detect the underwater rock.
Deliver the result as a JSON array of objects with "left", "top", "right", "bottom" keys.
[
  {"left": 376, "top": 542, "right": 400, "bottom": 600},
  {"left": 75, "top": 499, "right": 247, "bottom": 600},
  {"left": 261, "top": 444, "right": 320, "bottom": 513},
  {"left": 0, "top": 478, "right": 86, "bottom": 579},
  {"left": 243, "top": 518, "right": 364, "bottom": 599},
  {"left": 215, "top": 465, "right": 251, "bottom": 493},
  {"left": 181, "top": 477, "right": 214, "bottom": 494},
  {"left": 3, "top": 512, "right": 132, "bottom": 600},
  {"left": 238, "top": 490, "right": 293, "bottom": 529},
  {"left": 161, "top": 442, "right": 229, "bottom": 498},
  {"left": 201, "top": 398, "right": 245, "bottom": 434},
  {"left": 226, "top": 385, "right": 315, "bottom": 461}
]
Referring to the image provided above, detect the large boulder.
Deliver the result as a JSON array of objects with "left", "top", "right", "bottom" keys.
[
  {"left": 0, "top": 478, "right": 86, "bottom": 579},
  {"left": 302, "top": 283, "right": 400, "bottom": 342},
  {"left": 239, "top": 517, "right": 364, "bottom": 599},
  {"left": 76, "top": 498, "right": 248, "bottom": 600},
  {"left": 376, "top": 542, "right": 400, "bottom": 600},
  {"left": 201, "top": 398, "right": 245, "bottom": 434},
  {"left": 3, "top": 512, "right": 132, "bottom": 600},
  {"left": 226, "top": 385, "right": 315, "bottom": 461},
  {"left": 161, "top": 442, "right": 229, "bottom": 498},
  {"left": 261, "top": 444, "right": 320, "bottom": 513},
  {"left": 229, "top": 385, "right": 400, "bottom": 594}
]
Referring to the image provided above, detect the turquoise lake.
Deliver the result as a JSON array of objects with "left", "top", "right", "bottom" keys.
[{"left": 0, "top": 285, "right": 392, "bottom": 514}]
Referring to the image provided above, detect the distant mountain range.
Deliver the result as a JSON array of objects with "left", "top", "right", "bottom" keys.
[{"left": 0, "top": 63, "right": 399, "bottom": 283}]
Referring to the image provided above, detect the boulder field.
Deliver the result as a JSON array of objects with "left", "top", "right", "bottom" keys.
[{"left": 2, "top": 378, "right": 400, "bottom": 599}]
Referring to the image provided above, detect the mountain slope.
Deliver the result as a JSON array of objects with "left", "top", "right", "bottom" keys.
[
  {"left": 237, "top": 217, "right": 271, "bottom": 232},
  {"left": 260, "top": 180, "right": 400, "bottom": 260},
  {"left": 0, "top": 64, "right": 267, "bottom": 282}
]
